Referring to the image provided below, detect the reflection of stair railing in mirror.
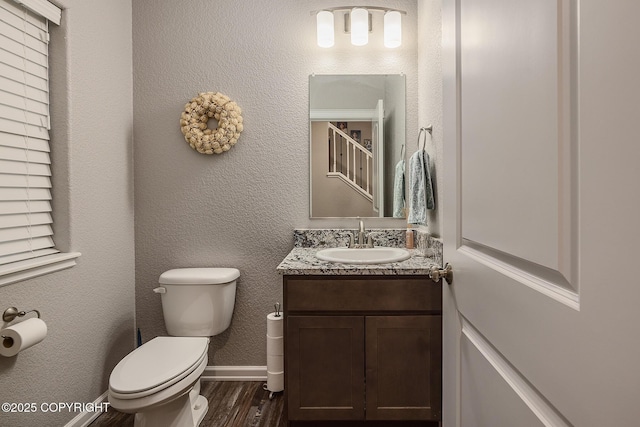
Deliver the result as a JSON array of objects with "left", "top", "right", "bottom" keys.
[{"left": 327, "top": 122, "right": 373, "bottom": 201}]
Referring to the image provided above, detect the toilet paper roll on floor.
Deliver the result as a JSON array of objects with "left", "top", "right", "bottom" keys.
[
  {"left": 267, "top": 371, "right": 284, "bottom": 392},
  {"left": 0, "top": 318, "right": 48, "bottom": 357},
  {"left": 267, "top": 354, "right": 284, "bottom": 373},
  {"left": 267, "top": 312, "right": 283, "bottom": 338},
  {"left": 266, "top": 335, "right": 283, "bottom": 355},
  {"left": 266, "top": 310, "right": 284, "bottom": 393}
]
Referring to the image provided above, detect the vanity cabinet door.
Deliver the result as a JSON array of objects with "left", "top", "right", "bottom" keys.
[
  {"left": 286, "top": 315, "right": 365, "bottom": 421},
  {"left": 365, "top": 315, "right": 442, "bottom": 421}
]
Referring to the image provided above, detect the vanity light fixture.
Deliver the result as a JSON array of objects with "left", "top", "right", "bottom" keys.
[
  {"left": 384, "top": 10, "right": 402, "bottom": 48},
  {"left": 316, "top": 10, "right": 335, "bottom": 48},
  {"left": 312, "top": 7, "right": 406, "bottom": 48},
  {"left": 350, "top": 8, "right": 369, "bottom": 46}
]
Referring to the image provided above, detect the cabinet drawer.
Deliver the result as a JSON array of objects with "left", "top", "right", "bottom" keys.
[{"left": 284, "top": 275, "right": 441, "bottom": 313}]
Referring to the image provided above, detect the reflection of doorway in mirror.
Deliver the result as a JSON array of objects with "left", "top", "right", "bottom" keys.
[
  {"left": 327, "top": 122, "right": 372, "bottom": 189},
  {"left": 313, "top": 121, "right": 377, "bottom": 217}
]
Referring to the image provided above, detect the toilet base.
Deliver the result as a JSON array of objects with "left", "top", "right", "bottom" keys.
[{"left": 132, "top": 386, "right": 208, "bottom": 427}]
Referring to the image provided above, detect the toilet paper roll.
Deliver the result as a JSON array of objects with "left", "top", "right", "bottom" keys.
[
  {"left": 0, "top": 318, "right": 47, "bottom": 357},
  {"left": 266, "top": 335, "right": 283, "bottom": 355},
  {"left": 266, "top": 370, "right": 284, "bottom": 392},
  {"left": 267, "top": 312, "right": 283, "bottom": 338},
  {"left": 267, "top": 354, "right": 284, "bottom": 373}
]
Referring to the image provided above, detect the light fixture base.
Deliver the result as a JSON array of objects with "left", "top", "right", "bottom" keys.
[{"left": 343, "top": 12, "right": 372, "bottom": 33}]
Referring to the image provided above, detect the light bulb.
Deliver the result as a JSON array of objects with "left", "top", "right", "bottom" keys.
[
  {"left": 316, "top": 11, "right": 334, "bottom": 48},
  {"left": 384, "top": 10, "right": 402, "bottom": 48},
  {"left": 350, "top": 8, "right": 368, "bottom": 46}
]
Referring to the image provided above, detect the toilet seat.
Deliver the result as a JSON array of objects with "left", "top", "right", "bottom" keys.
[
  {"left": 109, "top": 336, "right": 209, "bottom": 399},
  {"left": 108, "top": 352, "right": 208, "bottom": 415}
]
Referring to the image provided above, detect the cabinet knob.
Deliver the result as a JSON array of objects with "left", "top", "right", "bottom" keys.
[{"left": 429, "top": 263, "right": 453, "bottom": 284}]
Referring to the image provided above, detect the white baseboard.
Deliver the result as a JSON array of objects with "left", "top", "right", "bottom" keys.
[
  {"left": 63, "top": 390, "right": 109, "bottom": 427},
  {"left": 64, "top": 366, "right": 267, "bottom": 427},
  {"left": 201, "top": 365, "right": 267, "bottom": 381}
]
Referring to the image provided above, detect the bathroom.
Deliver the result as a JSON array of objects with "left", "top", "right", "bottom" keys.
[{"left": 0, "top": 0, "right": 638, "bottom": 426}]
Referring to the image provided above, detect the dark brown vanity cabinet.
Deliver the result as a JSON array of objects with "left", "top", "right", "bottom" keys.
[{"left": 283, "top": 275, "right": 442, "bottom": 426}]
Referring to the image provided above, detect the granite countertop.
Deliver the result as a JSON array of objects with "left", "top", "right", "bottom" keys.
[{"left": 277, "top": 247, "right": 439, "bottom": 276}]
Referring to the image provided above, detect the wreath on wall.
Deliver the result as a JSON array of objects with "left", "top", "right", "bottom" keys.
[{"left": 179, "top": 92, "right": 243, "bottom": 155}]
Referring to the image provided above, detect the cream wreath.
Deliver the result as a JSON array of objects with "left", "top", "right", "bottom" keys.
[{"left": 180, "top": 92, "right": 243, "bottom": 154}]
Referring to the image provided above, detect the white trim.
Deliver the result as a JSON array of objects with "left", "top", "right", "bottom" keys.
[
  {"left": 201, "top": 365, "right": 267, "bottom": 381},
  {"left": 0, "top": 252, "right": 81, "bottom": 287},
  {"left": 461, "top": 318, "right": 572, "bottom": 427},
  {"left": 63, "top": 391, "right": 109, "bottom": 427},
  {"left": 11, "top": 0, "right": 60, "bottom": 25},
  {"left": 459, "top": 244, "right": 580, "bottom": 311},
  {"left": 327, "top": 172, "right": 374, "bottom": 201},
  {"left": 310, "top": 108, "right": 376, "bottom": 121}
]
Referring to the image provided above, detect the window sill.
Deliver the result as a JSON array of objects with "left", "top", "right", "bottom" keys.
[{"left": 0, "top": 252, "right": 81, "bottom": 288}]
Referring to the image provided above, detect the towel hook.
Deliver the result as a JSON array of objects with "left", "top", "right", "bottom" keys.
[{"left": 418, "top": 125, "right": 433, "bottom": 151}]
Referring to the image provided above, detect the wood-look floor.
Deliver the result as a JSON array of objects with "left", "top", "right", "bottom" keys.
[{"left": 91, "top": 381, "right": 286, "bottom": 427}]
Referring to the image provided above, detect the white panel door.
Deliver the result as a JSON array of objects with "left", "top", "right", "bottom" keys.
[{"left": 442, "top": 0, "right": 640, "bottom": 426}]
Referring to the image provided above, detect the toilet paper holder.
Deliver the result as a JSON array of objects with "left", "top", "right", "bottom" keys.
[
  {"left": 1, "top": 306, "right": 47, "bottom": 356},
  {"left": 2, "top": 306, "right": 41, "bottom": 323}
]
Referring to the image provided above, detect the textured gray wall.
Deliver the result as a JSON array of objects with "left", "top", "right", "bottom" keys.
[
  {"left": 133, "top": 0, "right": 420, "bottom": 366},
  {"left": 418, "top": 0, "right": 444, "bottom": 237},
  {"left": 0, "top": 0, "right": 135, "bottom": 425}
]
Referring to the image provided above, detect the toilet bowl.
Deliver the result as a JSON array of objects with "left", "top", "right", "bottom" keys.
[
  {"left": 108, "top": 268, "right": 239, "bottom": 427},
  {"left": 109, "top": 337, "right": 209, "bottom": 426}
]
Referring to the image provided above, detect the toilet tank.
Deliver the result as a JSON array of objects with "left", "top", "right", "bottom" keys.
[{"left": 156, "top": 268, "right": 239, "bottom": 337}]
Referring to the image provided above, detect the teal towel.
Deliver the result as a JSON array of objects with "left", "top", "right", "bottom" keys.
[
  {"left": 407, "top": 150, "right": 434, "bottom": 225},
  {"left": 393, "top": 159, "right": 405, "bottom": 218}
]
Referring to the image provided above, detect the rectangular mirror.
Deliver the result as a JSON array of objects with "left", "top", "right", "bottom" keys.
[{"left": 309, "top": 74, "right": 406, "bottom": 218}]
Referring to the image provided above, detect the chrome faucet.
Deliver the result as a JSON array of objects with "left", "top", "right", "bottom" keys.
[
  {"left": 349, "top": 219, "right": 374, "bottom": 248},
  {"left": 357, "top": 220, "right": 366, "bottom": 247}
]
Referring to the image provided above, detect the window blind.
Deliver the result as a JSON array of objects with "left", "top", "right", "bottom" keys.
[{"left": 0, "top": 0, "right": 59, "bottom": 266}]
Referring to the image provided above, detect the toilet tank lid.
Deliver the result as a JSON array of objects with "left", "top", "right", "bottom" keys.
[{"left": 159, "top": 268, "right": 240, "bottom": 285}]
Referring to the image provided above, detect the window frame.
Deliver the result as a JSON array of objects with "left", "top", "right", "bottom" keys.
[{"left": 0, "top": 0, "right": 79, "bottom": 288}]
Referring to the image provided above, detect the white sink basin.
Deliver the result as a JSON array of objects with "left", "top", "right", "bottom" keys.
[{"left": 315, "top": 247, "right": 411, "bottom": 264}]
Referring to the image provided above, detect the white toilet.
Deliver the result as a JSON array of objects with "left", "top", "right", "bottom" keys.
[{"left": 108, "top": 267, "right": 239, "bottom": 427}]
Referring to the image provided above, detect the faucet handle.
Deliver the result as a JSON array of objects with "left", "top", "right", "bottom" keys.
[
  {"left": 366, "top": 234, "right": 374, "bottom": 248},
  {"left": 348, "top": 233, "right": 355, "bottom": 248}
]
